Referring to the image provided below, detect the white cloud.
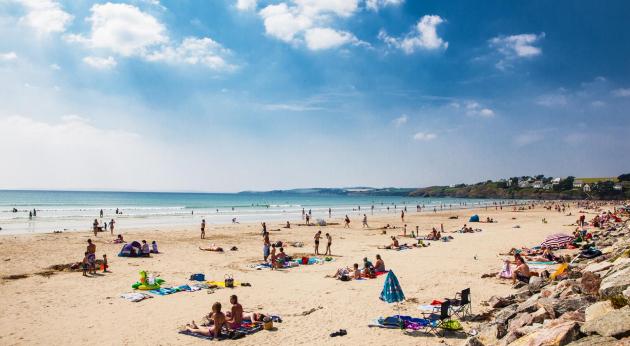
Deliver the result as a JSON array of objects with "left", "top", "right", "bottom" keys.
[
  {"left": 82, "top": 56, "right": 117, "bottom": 69},
  {"left": 50, "top": 63, "right": 61, "bottom": 70},
  {"left": 236, "top": 0, "right": 257, "bottom": 11},
  {"left": 0, "top": 51, "right": 18, "bottom": 61},
  {"left": 258, "top": 0, "right": 362, "bottom": 50},
  {"left": 365, "top": 0, "right": 403, "bottom": 11},
  {"left": 66, "top": 3, "right": 234, "bottom": 71},
  {"left": 465, "top": 101, "right": 495, "bottom": 118},
  {"left": 612, "top": 88, "right": 630, "bottom": 97},
  {"left": 145, "top": 37, "right": 235, "bottom": 70},
  {"left": 413, "top": 132, "right": 437, "bottom": 141},
  {"left": 489, "top": 33, "right": 544, "bottom": 69},
  {"left": 378, "top": 15, "right": 448, "bottom": 53},
  {"left": 18, "top": 0, "right": 73, "bottom": 35},
  {"left": 393, "top": 114, "right": 408, "bottom": 127},
  {"left": 304, "top": 27, "right": 360, "bottom": 50},
  {"left": 66, "top": 3, "right": 167, "bottom": 57}
]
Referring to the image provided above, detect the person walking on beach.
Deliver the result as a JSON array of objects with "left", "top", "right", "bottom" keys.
[
  {"left": 362, "top": 214, "right": 368, "bottom": 228},
  {"left": 314, "top": 231, "right": 322, "bottom": 255},
  {"left": 263, "top": 231, "right": 271, "bottom": 262},
  {"left": 110, "top": 219, "right": 115, "bottom": 235},
  {"left": 305, "top": 213, "right": 310, "bottom": 225},
  {"left": 100, "top": 209, "right": 103, "bottom": 218},
  {"left": 103, "top": 221, "right": 108, "bottom": 233},
  {"left": 328, "top": 208, "right": 331, "bottom": 218},
  {"left": 324, "top": 233, "right": 332, "bottom": 255},
  {"left": 200, "top": 219, "right": 206, "bottom": 239},
  {"left": 261, "top": 222, "right": 267, "bottom": 234},
  {"left": 302, "top": 208, "right": 305, "bottom": 220},
  {"left": 344, "top": 215, "right": 350, "bottom": 228},
  {"left": 401, "top": 210, "right": 405, "bottom": 222}
]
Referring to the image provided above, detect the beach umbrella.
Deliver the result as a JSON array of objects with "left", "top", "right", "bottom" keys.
[
  {"left": 380, "top": 270, "right": 405, "bottom": 303},
  {"left": 380, "top": 271, "right": 406, "bottom": 329},
  {"left": 541, "top": 233, "right": 574, "bottom": 249}
]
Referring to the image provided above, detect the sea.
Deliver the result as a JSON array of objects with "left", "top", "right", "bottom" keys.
[{"left": 0, "top": 190, "right": 517, "bottom": 234}]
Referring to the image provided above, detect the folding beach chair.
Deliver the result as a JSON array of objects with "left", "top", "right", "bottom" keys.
[
  {"left": 421, "top": 300, "right": 451, "bottom": 336},
  {"left": 447, "top": 288, "right": 471, "bottom": 319}
]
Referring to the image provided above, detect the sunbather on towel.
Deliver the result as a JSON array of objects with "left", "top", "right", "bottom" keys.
[
  {"left": 379, "top": 236, "right": 400, "bottom": 249},
  {"left": 199, "top": 244, "right": 224, "bottom": 252},
  {"left": 225, "top": 295, "right": 243, "bottom": 329},
  {"left": 186, "top": 302, "right": 227, "bottom": 338}
]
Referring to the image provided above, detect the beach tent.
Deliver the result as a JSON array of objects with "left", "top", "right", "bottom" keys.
[
  {"left": 540, "top": 233, "right": 574, "bottom": 249},
  {"left": 119, "top": 241, "right": 143, "bottom": 257},
  {"left": 469, "top": 215, "right": 480, "bottom": 222}
]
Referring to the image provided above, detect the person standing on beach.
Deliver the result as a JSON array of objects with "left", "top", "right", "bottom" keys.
[
  {"left": 93, "top": 219, "right": 99, "bottom": 236},
  {"left": 362, "top": 214, "right": 368, "bottom": 228},
  {"left": 103, "top": 221, "right": 108, "bottom": 233},
  {"left": 261, "top": 222, "right": 267, "bottom": 234},
  {"left": 344, "top": 215, "right": 350, "bottom": 228},
  {"left": 263, "top": 231, "right": 270, "bottom": 262},
  {"left": 100, "top": 209, "right": 103, "bottom": 218},
  {"left": 86, "top": 239, "right": 96, "bottom": 275},
  {"left": 305, "top": 213, "right": 310, "bottom": 225},
  {"left": 328, "top": 208, "right": 331, "bottom": 218},
  {"left": 314, "top": 231, "right": 322, "bottom": 255},
  {"left": 324, "top": 233, "right": 332, "bottom": 255},
  {"left": 110, "top": 219, "right": 115, "bottom": 235},
  {"left": 401, "top": 210, "right": 405, "bottom": 222},
  {"left": 302, "top": 208, "right": 305, "bottom": 220},
  {"left": 200, "top": 219, "right": 206, "bottom": 239}
]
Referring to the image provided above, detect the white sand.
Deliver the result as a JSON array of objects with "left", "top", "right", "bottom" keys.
[{"left": 0, "top": 206, "right": 584, "bottom": 345}]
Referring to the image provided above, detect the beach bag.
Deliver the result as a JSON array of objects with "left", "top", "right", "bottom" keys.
[
  {"left": 190, "top": 273, "right": 205, "bottom": 281},
  {"left": 301, "top": 257, "right": 309, "bottom": 265},
  {"left": 224, "top": 274, "right": 234, "bottom": 288},
  {"left": 263, "top": 316, "right": 273, "bottom": 330}
]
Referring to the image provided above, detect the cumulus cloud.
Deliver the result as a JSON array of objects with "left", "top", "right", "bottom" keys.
[
  {"left": 304, "top": 27, "right": 361, "bottom": 50},
  {"left": 82, "top": 56, "right": 117, "bottom": 69},
  {"left": 612, "top": 88, "right": 630, "bottom": 97},
  {"left": 393, "top": 114, "right": 408, "bottom": 127},
  {"left": 378, "top": 15, "right": 448, "bottom": 53},
  {"left": 18, "top": 0, "right": 73, "bottom": 35},
  {"left": 465, "top": 101, "right": 495, "bottom": 118},
  {"left": 365, "top": 0, "right": 404, "bottom": 11},
  {"left": 258, "top": 0, "right": 363, "bottom": 50},
  {"left": 236, "top": 0, "right": 257, "bottom": 11},
  {"left": 66, "top": 3, "right": 234, "bottom": 71},
  {"left": 489, "top": 33, "right": 544, "bottom": 70},
  {"left": 413, "top": 132, "right": 437, "bottom": 141},
  {"left": 0, "top": 52, "right": 18, "bottom": 61}
]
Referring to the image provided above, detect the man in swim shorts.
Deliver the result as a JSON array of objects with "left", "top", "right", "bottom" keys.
[{"left": 226, "top": 295, "right": 243, "bottom": 329}]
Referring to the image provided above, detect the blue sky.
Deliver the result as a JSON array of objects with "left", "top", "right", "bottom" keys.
[{"left": 0, "top": 0, "right": 629, "bottom": 192}]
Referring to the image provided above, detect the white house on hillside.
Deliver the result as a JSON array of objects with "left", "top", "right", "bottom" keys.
[
  {"left": 583, "top": 184, "right": 591, "bottom": 192},
  {"left": 533, "top": 180, "right": 544, "bottom": 189},
  {"left": 518, "top": 180, "right": 531, "bottom": 188},
  {"left": 552, "top": 177, "right": 561, "bottom": 185},
  {"left": 573, "top": 180, "right": 584, "bottom": 189},
  {"left": 614, "top": 183, "right": 623, "bottom": 191}
]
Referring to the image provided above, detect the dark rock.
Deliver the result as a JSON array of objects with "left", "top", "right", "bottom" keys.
[
  {"left": 581, "top": 271, "right": 602, "bottom": 295},
  {"left": 565, "top": 335, "right": 621, "bottom": 345},
  {"left": 600, "top": 266, "right": 630, "bottom": 298},
  {"left": 517, "top": 293, "right": 541, "bottom": 313},
  {"left": 495, "top": 304, "right": 518, "bottom": 325},
  {"left": 508, "top": 312, "right": 534, "bottom": 332},
  {"left": 489, "top": 295, "right": 515, "bottom": 309},
  {"left": 554, "top": 296, "right": 596, "bottom": 316}
]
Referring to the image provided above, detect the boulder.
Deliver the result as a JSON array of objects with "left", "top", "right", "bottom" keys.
[
  {"left": 554, "top": 296, "right": 596, "bottom": 316},
  {"left": 599, "top": 266, "right": 630, "bottom": 298},
  {"left": 566, "top": 335, "right": 622, "bottom": 345},
  {"left": 495, "top": 304, "right": 518, "bottom": 325},
  {"left": 624, "top": 286, "right": 630, "bottom": 300},
  {"left": 489, "top": 295, "right": 515, "bottom": 308},
  {"left": 536, "top": 298, "right": 558, "bottom": 319},
  {"left": 531, "top": 308, "right": 549, "bottom": 324},
  {"left": 509, "top": 321, "right": 581, "bottom": 346},
  {"left": 529, "top": 276, "right": 544, "bottom": 293},
  {"left": 518, "top": 293, "right": 541, "bottom": 313},
  {"left": 581, "top": 305, "right": 630, "bottom": 338},
  {"left": 581, "top": 271, "right": 602, "bottom": 295},
  {"left": 585, "top": 300, "right": 614, "bottom": 322},
  {"left": 583, "top": 261, "right": 613, "bottom": 274},
  {"left": 559, "top": 310, "right": 585, "bottom": 322},
  {"left": 508, "top": 312, "right": 534, "bottom": 332},
  {"left": 515, "top": 287, "right": 533, "bottom": 302}
]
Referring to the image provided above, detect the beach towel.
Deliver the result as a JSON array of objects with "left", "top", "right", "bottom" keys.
[
  {"left": 121, "top": 292, "right": 153, "bottom": 302},
  {"left": 207, "top": 280, "right": 242, "bottom": 288},
  {"left": 179, "top": 323, "right": 262, "bottom": 340},
  {"left": 499, "top": 262, "right": 512, "bottom": 279}
]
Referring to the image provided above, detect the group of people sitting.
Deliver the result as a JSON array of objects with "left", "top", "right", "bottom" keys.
[
  {"left": 184, "top": 295, "right": 273, "bottom": 338},
  {"left": 330, "top": 255, "right": 386, "bottom": 281}
]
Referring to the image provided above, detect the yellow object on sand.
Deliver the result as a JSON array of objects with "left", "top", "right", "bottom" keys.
[
  {"left": 550, "top": 263, "right": 568, "bottom": 280},
  {"left": 207, "top": 280, "right": 241, "bottom": 288}
]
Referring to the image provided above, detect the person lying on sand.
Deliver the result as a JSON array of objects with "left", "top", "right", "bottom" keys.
[
  {"left": 225, "top": 295, "right": 243, "bottom": 329},
  {"left": 329, "top": 263, "right": 361, "bottom": 281},
  {"left": 199, "top": 244, "right": 224, "bottom": 252},
  {"left": 186, "top": 302, "right": 227, "bottom": 338}
]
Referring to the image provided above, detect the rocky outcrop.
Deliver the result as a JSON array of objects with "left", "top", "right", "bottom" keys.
[{"left": 581, "top": 305, "right": 630, "bottom": 338}]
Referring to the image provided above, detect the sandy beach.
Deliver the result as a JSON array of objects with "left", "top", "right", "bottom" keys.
[{"left": 0, "top": 205, "right": 595, "bottom": 345}]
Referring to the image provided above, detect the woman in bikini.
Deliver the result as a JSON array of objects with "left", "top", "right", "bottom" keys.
[{"left": 186, "top": 302, "right": 227, "bottom": 338}]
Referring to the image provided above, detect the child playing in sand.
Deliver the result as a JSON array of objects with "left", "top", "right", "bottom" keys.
[{"left": 102, "top": 254, "right": 108, "bottom": 273}]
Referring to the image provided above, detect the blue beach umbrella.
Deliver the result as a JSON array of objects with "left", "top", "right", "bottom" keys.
[{"left": 380, "top": 270, "right": 405, "bottom": 303}]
